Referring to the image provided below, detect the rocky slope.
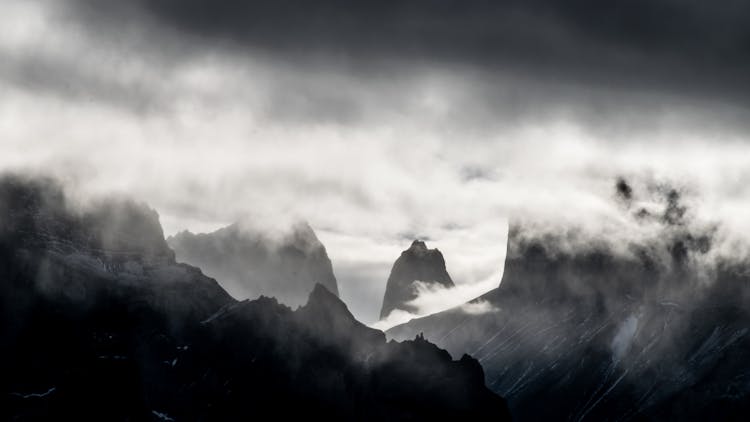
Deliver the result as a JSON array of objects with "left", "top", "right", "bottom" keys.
[
  {"left": 389, "top": 182, "right": 750, "bottom": 421},
  {"left": 0, "top": 174, "right": 510, "bottom": 421},
  {"left": 167, "top": 221, "right": 339, "bottom": 308},
  {"left": 380, "top": 240, "right": 454, "bottom": 319}
]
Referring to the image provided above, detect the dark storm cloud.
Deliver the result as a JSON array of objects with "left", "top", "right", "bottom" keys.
[
  {"left": 68, "top": 0, "right": 750, "bottom": 107},
  {"left": 0, "top": 50, "right": 165, "bottom": 113}
]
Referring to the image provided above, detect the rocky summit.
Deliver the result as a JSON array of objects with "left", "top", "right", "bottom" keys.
[{"left": 380, "top": 240, "right": 455, "bottom": 319}]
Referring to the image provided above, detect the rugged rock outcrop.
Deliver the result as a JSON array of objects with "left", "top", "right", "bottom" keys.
[
  {"left": 380, "top": 240, "right": 454, "bottom": 319},
  {"left": 167, "top": 221, "right": 339, "bottom": 307},
  {"left": 0, "top": 174, "right": 510, "bottom": 421}
]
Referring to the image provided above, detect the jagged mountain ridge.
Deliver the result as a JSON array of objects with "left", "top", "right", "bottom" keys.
[
  {"left": 380, "top": 240, "right": 454, "bottom": 319},
  {"left": 389, "top": 184, "right": 750, "bottom": 420},
  {"left": 0, "top": 174, "right": 510, "bottom": 421},
  {"left": 167, "top": 221, "right": 339, "bottom": 307}
]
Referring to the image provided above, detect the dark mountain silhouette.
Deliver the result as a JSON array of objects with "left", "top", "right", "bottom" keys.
[
  {"left": 389, "top": 181, "right": 750, "bottom": 421},
  {"left": 380, "top": 240, "right": 454, "bottom": 319},
  {"left": 167, "top": 221, "right": 339, "bottom": 307},
  {"left": 0, "top": 174, "right": 510, "bottom": 421}
]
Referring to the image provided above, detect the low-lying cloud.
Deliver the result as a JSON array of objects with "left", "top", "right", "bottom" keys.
[{"left": 373, "top": 277, "right": 504, "bottom": 330}]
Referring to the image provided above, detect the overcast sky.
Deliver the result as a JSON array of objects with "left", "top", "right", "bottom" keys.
[{"left": 2, "top": 0, "right": 750, "bottom": 324}]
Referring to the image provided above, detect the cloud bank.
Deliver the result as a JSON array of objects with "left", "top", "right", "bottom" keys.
[{"left": 2, "top": 0, "right": 750, "bottom": 323}]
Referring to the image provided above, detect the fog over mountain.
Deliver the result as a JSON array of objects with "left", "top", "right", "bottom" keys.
[
  {"left": 167, "top": 221, "right": 339, "bottom": 307},
  {"left": 0, "top": 174, "right": 509, "bottom": 420},
  {"left": 4, "top": 0, "right": 750, "bottom": 324},
  {"left": 2, "top": 0, "right": 750, "bottom": 419}
]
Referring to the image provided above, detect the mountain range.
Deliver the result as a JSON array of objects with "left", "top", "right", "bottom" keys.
[
  {"left": 8, "top": 172, "right": 750, "bottom": 420},
  {"left": 0, "top": 174, "right": 510, "bottom": 420}
]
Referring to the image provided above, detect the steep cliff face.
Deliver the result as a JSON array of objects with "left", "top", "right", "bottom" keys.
[
  {"left": 0, "top": 175, "right": 510, "bottom": 421},
  {"left": 389, "top": 185, "right": 750, "bottom": 420},
  {"left": 167, "top": 221, "right": 339, "bottom": 307},
  {"left": 380, "top": 240, "right": 454, "bottom": 319}
]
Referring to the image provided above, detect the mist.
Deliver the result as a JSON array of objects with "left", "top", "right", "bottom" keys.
[
  {"left": 6, "top": 1, "right": 750, "bottom": 420},
  {"left": 3, "top": 0, "right": 750, "bottom": 324}
]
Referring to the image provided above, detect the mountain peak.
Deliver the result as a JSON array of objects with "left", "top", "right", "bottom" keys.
[
  {"left": 297, "top": 283, "right": 386, "bottom": 354},
  {"left": 298, "top": 283, "right": 356, "bottom": 325},
  {"left": 380, "top": 240, "right": 455, "bottom": 319},
  {"left": 306, "top": 283, "right": 347, "bottom": 313}
]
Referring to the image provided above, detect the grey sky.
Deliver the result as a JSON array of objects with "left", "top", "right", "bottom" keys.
[{"left": 2, "top": 0, "right": 750, "bottom": 324}]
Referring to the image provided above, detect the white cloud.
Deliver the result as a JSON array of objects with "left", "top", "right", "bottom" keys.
[
  {"left": 3, "top": 0, "right": 750, "bottom": 325},
  {"left": 372, "top": 274, "right": 503, "bottom": 330}
]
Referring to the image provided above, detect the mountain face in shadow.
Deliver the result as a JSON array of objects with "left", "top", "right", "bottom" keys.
[
  {"left": 0, "top": 174, "right": 510, "bottom": 421},
  {"left": 380, "top": 240, "right": 454, "bottom": 319},
  {"left": 167, "top": 221, "right": 339, "bottom": 307},
  {"left": 389, "top": 183, "right": 750, "bottom": 421}
]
